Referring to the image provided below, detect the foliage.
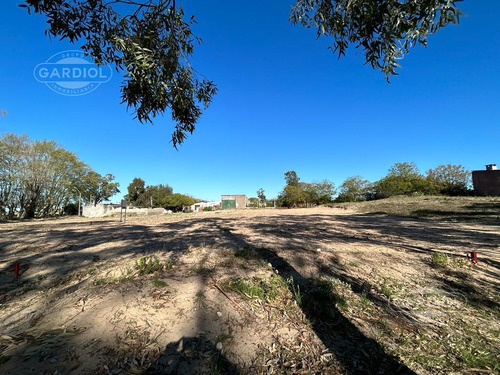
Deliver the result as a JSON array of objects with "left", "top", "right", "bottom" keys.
[
  {"left": 426, "top": 164, "right": 471, "bottom": 196},
  {"left": 257, "top": 188, "right": 266, "bottom": 207},
  {"left": 125, "top": 179, "right": 173, "bottom": 207},
  {"left": 135, "top": 255, "right": 165, "bottom": 275},
  {"left": 284, "top": 170, "right": 300, "bottom": 186},
  {"left": 23, "top": 1, "right": 461, "bottom": 147},
  {"left": 290, "top": 0, "right": 462, "bottom": 80},
  {"left": 336, "top": 175, "right": 372, "bottom": 203},
  {"left": 145, "top": 184, "right": 174, "bottom": 207},
  {"left": 278, "top": 171, "right": 335, "bottom": 207},
  {"left": 0, "top": 133, "right": 114, "bottom": 218},
  {"left": 306, "top": 180, "right": 336, "bottom": 204},
  {"left": 162, "top": 193, "right": 195, "bottom": 212},
  {"left": 125, "top": 177, "right": 145, "bottom": 205},
  {"left": 432, "top": 251, "right": 449, "bottom": 267},
  {"left": 22, "top": 0, "right": 217, "bottom": 148},
  {"left": 372, "top": 162, "right": 436, "bottom": 199},
  {"left": 247, "top": 197, "right": 259, "bottom": 208},
  {"left": 82, "top": 171, "right": 120, "bottom": 206},
  {"left": 221, "top": 275, "right": 286, "bottom": 302}
]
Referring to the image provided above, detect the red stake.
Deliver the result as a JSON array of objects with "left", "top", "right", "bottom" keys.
[
  {"left": 14, "top": 262, "right": 20, "bottom": 277},
  {"left": 470, "top": 251, "right": 478, "bottom": 264}
]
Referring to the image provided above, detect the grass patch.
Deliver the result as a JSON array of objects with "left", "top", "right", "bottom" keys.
[
  {"left": 335, "top": 196, "right": 500, "bottom": 222},
  {"left": 432, "top": 252, "right": 469, "bottom": 269},
  {"left": 221, "top": 274, "right": 286, "bottom": 302},
  {"left": 152, "top": 279, "right": 167, "bottom": 287},
  {"left": 380, "top": 279, "right": 397, "bottom": 299},
  {"left": 135, "top": 255, "right": 170, "bottom": 275},
  {"left": 432, "top": 252, "right": 449, "bottom": 268}
]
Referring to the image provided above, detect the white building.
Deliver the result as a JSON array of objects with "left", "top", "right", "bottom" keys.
[{"left": 188, "top": 201, "right": 221, "bottom": 212}]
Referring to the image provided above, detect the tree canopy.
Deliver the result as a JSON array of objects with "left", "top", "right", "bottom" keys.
[
  {"left": 427, "top": 164, "right": 471, "bottom": 196},
  {"left": 22, "top": 0, "right": 217, "bottom": 148},
  {"left": 291, "top": 0, "right": 462, "bottom": 79},
  {"left": 23, "top": 0, "right": 462, "bottom": 146},
  {"left": 278, "top": 170, "right": 336, "bottom": 207},
  {"left": 0, "top": 133, "right": 119, "bottom": 218},
  {"left": 336, "top": 175, "right": 372, "bottom": 203}
]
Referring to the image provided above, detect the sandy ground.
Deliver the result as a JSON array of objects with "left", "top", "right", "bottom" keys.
[{"left": 0, "top": 207, "right": 499, "bottom": 374}]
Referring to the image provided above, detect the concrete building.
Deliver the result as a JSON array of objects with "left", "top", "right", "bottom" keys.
[
  {"left": 221, "top": 195, "right": 248, "bottom": 209},
  {"left": 472, "top": 164, "right": 500, "bottom": 196}
]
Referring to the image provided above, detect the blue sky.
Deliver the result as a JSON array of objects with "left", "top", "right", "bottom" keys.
[{"left": 1, "top": 1, "right": 499, "bottom": 202}]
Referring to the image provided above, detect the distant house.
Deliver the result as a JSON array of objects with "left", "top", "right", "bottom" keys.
[
  {"left": 472, "top": 164, "right": 500, "bottom": 196},
  {"left": 221, "top": 195, "right": 248, "bottom": 209},
  {"left": 188, "top": 201, "right": 221, "bottom": 212}
]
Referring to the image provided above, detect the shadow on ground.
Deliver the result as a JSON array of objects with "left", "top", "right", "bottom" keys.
[{"left": 2, "top": 210, "right": 498, "bottom": 373}]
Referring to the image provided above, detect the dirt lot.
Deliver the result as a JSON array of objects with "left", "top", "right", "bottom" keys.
[{"left": 1, "top": 199, "right": 499, "bottom": 374}]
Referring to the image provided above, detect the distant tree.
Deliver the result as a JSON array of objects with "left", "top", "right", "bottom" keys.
[
  {"left": 290, "top": 0, "right": 462, "bottom": 79},
  {"left": 248, "top": 197, "right": 259, "bottom": 208},
  {"left": 278, "top": 171, "right": 335, "bottom": 207},
  {"left": 257, "top": 188, "right": 266, "bottom": 207},
  {"left": 284, "top": 170, "right": 300, "bottom": 186},
  {"left": 125, "top": 178, "right": 146, "bottom": 205},
  {"left": 388, "top": 162, "right": 421, "bottom": 179},
  {"left": 83, "top": 172, "right": 120, "bottom": 206},
  {"left": 162, "top": 193, "right": 195, "bottom": 212},
  {"left": 0, "top": 133, "right": 102, "bottom": 218},
  {"left": 278, "top": 171, "right": 303, "bottom": 207},
  {"left": 336, "top": 176, "right": 372, "bottom": 203},
  {"left": 373, "top": 162, "right": 435, "bottom": 199},
  {"left": 426, "top": 164, "right": 471, "bottom": 196},
  {"left": 306, "top": 180, "right": 336, "bottom": 205},
  {"left": 147, "top": 184, "right": 174, "bottom": 207},
  {"left": 280, "top": 184, "right": 306, "bottom": 207}
]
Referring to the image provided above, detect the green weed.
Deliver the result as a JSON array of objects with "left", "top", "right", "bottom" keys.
[
  {"left": 221, "top": 274, "right": 286, "bottom": 302},
  {"left": 152, "top": 279, "right": 167, "bottom": 287},
  {"left": 135, "top": 255, "right": 165, "bottom": 275},
  {"left": 432, "top": 252, "right": 449, "bottom": 267}
]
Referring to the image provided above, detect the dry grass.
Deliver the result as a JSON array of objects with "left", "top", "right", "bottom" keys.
[
  {"left": 0, "top": 197, "right": 499, "bottom": 374},
  {"left": 333, "top": 195, "right": 500, "bottom": 222}
]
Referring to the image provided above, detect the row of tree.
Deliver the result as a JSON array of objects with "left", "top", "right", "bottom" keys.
[
  {"left": 250, "top": 171, "right": 337, "bottom": 208},
  {"left": 124, "top": 178, "right": 195, "bottom": 212},
  {"left": 336, "top": 162, "right": 471, "bottom": 203},
  {"left": 251, "top": 162, "right": 472, "bottom": 208},
  {"left": 0, "top": 133, "right": 119, "bottom": 219}
]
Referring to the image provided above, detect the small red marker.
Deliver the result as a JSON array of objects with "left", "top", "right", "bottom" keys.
[
  {"left": 470, "top": 251, "right": 478, "bottom": 264},
  {"left": 14, "top": 262, "right": 20, "bottom": 277}
]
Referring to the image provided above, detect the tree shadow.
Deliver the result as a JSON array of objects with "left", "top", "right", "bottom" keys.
[
  {"left": 145, "top": 337, "right": 238, "bottom": 374},
  {"left": 3, "top": 210, "right": 497, "bottom": 374}
]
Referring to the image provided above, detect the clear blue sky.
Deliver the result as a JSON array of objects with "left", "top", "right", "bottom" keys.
[{"left": 1, "top": 1, "right": 499, "bottom": 202}]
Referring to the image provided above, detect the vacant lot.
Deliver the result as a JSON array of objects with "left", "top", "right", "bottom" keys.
[{"left": 1, "top": 197, "right": 499, "bottom": 374}]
